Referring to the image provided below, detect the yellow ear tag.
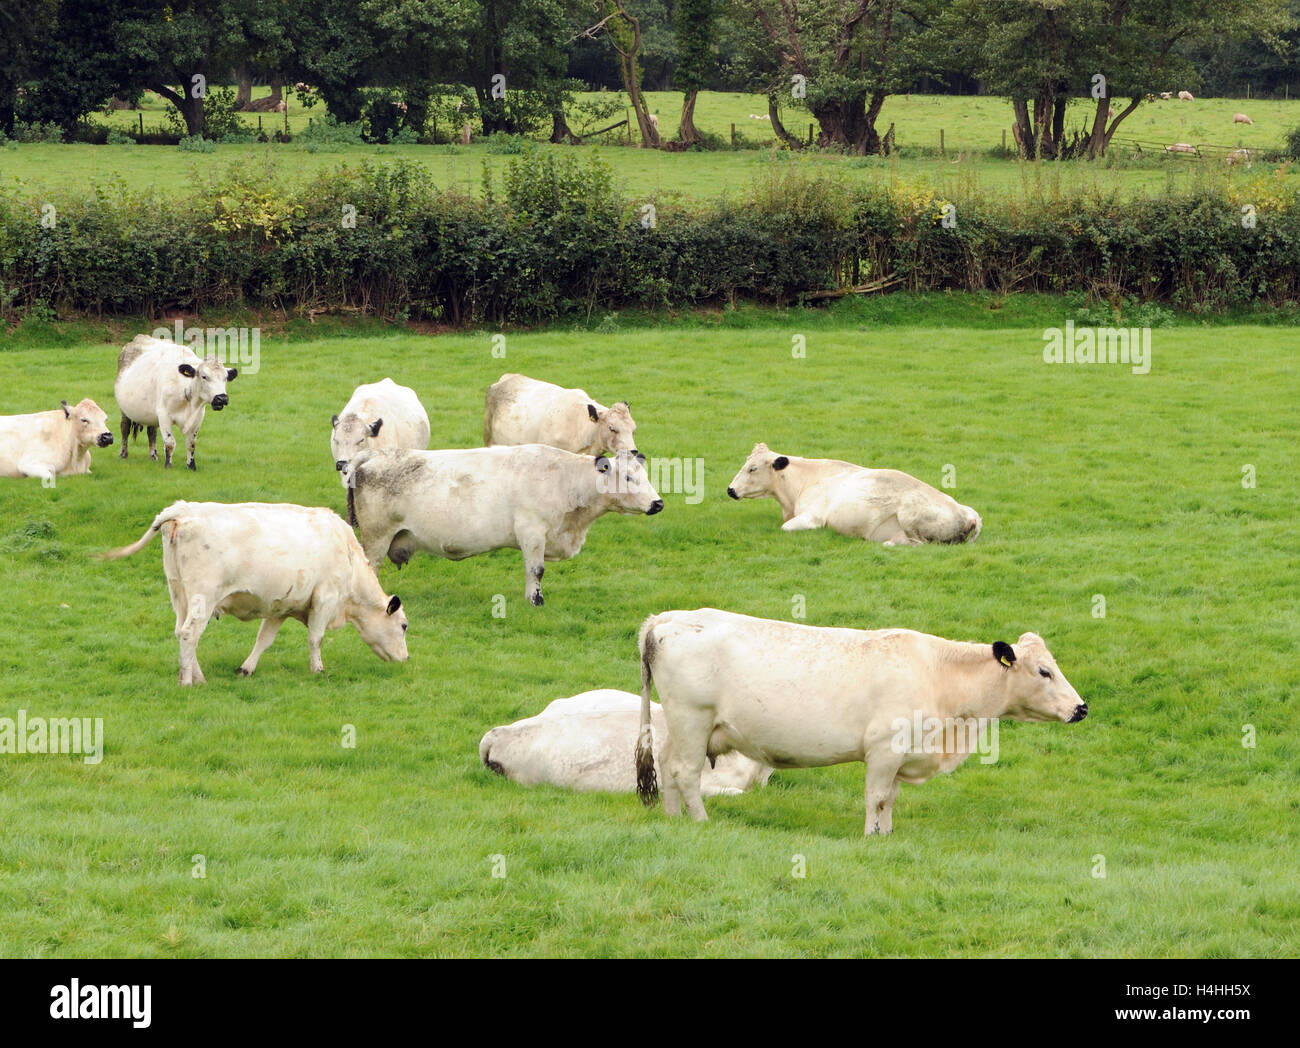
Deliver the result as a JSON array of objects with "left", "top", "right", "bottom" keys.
[{"left": 999, "top": 656, "right": 1013, "bottom": 667}]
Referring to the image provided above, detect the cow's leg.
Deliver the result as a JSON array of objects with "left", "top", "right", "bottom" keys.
[
  {"left": 659, "top": 734, "right": 683, "bottom": 816},
  {"left": 119, "top": 415, "right": 132, "bottom": 459},
  {"left": 176, "top": 600, "right": 213, "bottom": 686},
  {"left": 185, "top": 426, "right": 198, "bottom": 471},
  {"left": 361, "top": 529, "right": 396, "bottom": 574},
  {"left": 159, "top": 412, "right": 176, "bottom": 468},
  {"left": 863, "top": 750, "right": 904, "bottom": 836},
  {"left": 16, "top": 456, "right": 54, "bottom": 483},
  {"left": 305, "top": 605, "right": 330, "bottom": 673},
  {"left": 780, "top": 512, "right": 821, "bottom": 532},
  {"left": 147, "top": 426, "right": 158, "bottom": 461},
  {"left": 663, "top": 709, "right": 713, "bottom": 821},
  {"left": 517, "top": 528, "right": 547, "bottom": 606},
  {"left": 237, "top": 618, "right": 285, "bottom": 677}
]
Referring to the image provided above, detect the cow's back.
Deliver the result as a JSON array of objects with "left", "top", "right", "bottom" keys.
[{"left": 485, "top": 374, "right": 591, "bottom": 451}]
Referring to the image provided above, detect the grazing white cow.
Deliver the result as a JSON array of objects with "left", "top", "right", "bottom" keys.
[
  {"left": 480, "top": 689, "right": 772, "bottom": 796},
  {"left": 1232, "top": 112, "right": 1253, "bottom": 125},
  {"left": 635, "top": 609, "right": 1088, "bottom": 836},
  {"left": 344, "top": 445, "right": 662, "bottom": 605},
  {"left": 0, "top": 399, "right": 113, "bottom": 480},
  {"left": 99, "top": 501, "right": 409, "bottom": 685},
  {"left": 331, "top": 378, "right": 431, "bottom": 483},
  {"left": 483, "top": 373, "right": 638, "bottom": 456},
  {"left": 1178, "top": 90, "right": 1194, "bottom": 101},
  {"left": 727, "top": 443, "right": 981, "bottom": 545},
  {"left": 114, "top": 335, "right": 237, "bottom": 470}
]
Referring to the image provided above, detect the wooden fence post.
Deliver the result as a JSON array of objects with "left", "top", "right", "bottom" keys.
[{"left": 939, "top": 128, "right": 945, "bottom": 156}]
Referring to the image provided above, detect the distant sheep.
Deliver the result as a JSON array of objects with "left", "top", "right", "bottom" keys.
[
  {"left": 274, "top": 100, "right": 286, "bottom": 113},
  {"left": 1225, "top": 148, "right": 1252, "bottom": 166},
  {"left": 648, "top": 113, "right": 659, "bottom": 132},
  {"left": 1232, "top": 112, "right": 1253, "bottom": 125},
  {"left": 1165, "top": 142, "right": 1198, "bottom": 155},
  {"left": 1178, "top": 90, "right": 1194, "bottom": 101},
  {"left": 1160, "top": 92, "right": 1173, "bottom": 100}
]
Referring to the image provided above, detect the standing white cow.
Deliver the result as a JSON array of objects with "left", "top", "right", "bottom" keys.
[
  {"left": 727, "top": 443, "right": 981, "bottom": 545},
  {"left": 344, "top": 445, "right": 663, "bottom": 605},
  {"left": 0, "top": 399, "right": 113, "bottom": 480},
  {"left": 98, "top": 501, "right": 409, "bottom": 685},
  {"left": 635, "top": 609, "right": 1087, "bottom": 836},
  {"left": 480, "top": 689, "right": 772, "bottom": 795},
  {"left": 483, "top": 373, "right": 638, "bottom": 456},
  {"left": 115, "top": 335, "right": 237, "bottom": 470},
  {"left": 330, "top": 378, "right": 431, "bottom": 482}
]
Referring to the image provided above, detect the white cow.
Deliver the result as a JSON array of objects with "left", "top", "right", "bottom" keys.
[
  {"left": 115, "top": 335, "right": 237, "bottom": 470},
  {"left": 99, "top": 501, "right": 409, "bottom": 685},
  {"left": 727, "top": 443, "right": 981, "bottom": 545},
  {"left": 635, "top": 609, "right": 1087, "bottom": 836},
  {"left": 0, "top": 399, "right": 113, "bottom": 480},
  {"left": 344, "top": 445, "right": 663, "bottom": 605},
  {"left": 480, "top": 689, "right": 772, "bottom": 796},
  {"left": 330, "top": 378, "right": 431, "bottom": 483},
  {"left": 484, "top": 373, "right": 638, "bottom": 456}
]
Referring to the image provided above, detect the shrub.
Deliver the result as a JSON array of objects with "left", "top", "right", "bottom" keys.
[
  {"left": 105, "top": 129, "right": 135, "bottom": 146},
  {"left": 177, "top": 135, "right": 215, "bottom": 153}
]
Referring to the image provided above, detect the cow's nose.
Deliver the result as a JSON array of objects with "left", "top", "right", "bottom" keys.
[
  {"left": 335, "top": 460, "right": 347, "bottom": 472},
  {"left": 1068, "top": 703, "right": 1088, "bottom": 723},
  {"left": 97, "top": 433, "right": 114, "bottom": 447},
  {"left": 727, "top": 486, "right": 739, "bottom": 499},
  {"left": 647, "top": 499, "right": 664, "bottom": 515},
  {"left": 211, "top": 395, "right": 228, "bottom": 410}
]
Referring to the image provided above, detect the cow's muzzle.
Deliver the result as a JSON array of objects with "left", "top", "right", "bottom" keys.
[
  {"left": 335, "top": 460, "right": 348, "bottom": 472},
  {"left": 646, "top": 499, "right": 664, "bottom": 515},
  {"left": 96, "top": 433, "right": 114, "bottom": 447},
  {"left": 1068, "top": 703, "right": 1088, "bottom": 723},
  {"left": 727, "top": 486, "right": 739, "bottom": 499},
  {"left": 211, "top": 394, "right": 229, "bottom": 410}
]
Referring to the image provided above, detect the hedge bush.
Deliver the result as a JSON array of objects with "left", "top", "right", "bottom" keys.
[{"left": 2, "top": 151, "right": 1297, "bottom": 323}]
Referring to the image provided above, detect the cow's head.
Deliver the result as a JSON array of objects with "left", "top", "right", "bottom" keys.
[
  {"left": 331, "top": 413, "right": 385, "bottom": 474},
  {"left": 587, "top": 400, "right": 638, "bottom": 454},
  {"left": 595, "top": 450, "right": 663, "bottom": 515},
  {"left": 992, "top": 633, "right": 1087, "bottom": 724},
  {"left": 178, "top": 356, "right": 236, "bottom": 410},
  {"left": 63, "top": 398, "right": 114, "bottom": 449},
  {"left": 727, "top": 442, "right": 788, "bottom": 500},
  {"left": 354, "top": 593, "right": 410, "bottom": 664}
]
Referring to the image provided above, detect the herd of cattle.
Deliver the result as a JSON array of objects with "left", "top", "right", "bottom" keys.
[{"left": 0, "top": 334, "right": 1088, "bottom": 836}]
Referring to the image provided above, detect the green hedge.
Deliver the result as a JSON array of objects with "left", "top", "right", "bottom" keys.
[{"left": 2, "top": 152, "right": 1297, "bottom": 323}]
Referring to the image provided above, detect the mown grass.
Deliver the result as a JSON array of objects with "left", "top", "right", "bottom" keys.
[
  {"left": 0, "top": 313, "right": 1296, "bottom": 956},
  {"left": 6, "top": 91, "right": 1298, "bottom": 204}
]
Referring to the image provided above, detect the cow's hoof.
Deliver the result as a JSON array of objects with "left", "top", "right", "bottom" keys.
[
  {"left": 118, "top": 449, "right": 128, "bottom": 460},
  {"left": 236, "top": 667, "right": 252, "bottom": 677},
  {"left": 150, "top": 453, "right": 158, "bottom": 462},
  {"left": 187, "top": 460, "right": 197, "bottom": 472},
  {"left": 529, "top": 592, "right": 544, "bottom": 607}
]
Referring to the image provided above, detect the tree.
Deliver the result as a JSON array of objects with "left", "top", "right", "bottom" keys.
[
  {"left": 580, "top": 2, "right": 660, "bottom": 146},
  {"left": 674, "top": 0, "right": 716, "bottom": 144}
]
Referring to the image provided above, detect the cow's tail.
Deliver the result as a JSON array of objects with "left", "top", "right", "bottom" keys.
[
  {"left": 635, "top": 615, "right": 660, "bottom": 807},
  {"left": 479, "top": 730, "right": 506, "bottom": 777},
  {"left": 964, "top": 508, "right": 982, "bottom": 543},
  {"left": 95, "top": 503, "right": 186, "bottom": 560},
  {"left": 342, "top": 451, "right": 374, "bottom": 528}
]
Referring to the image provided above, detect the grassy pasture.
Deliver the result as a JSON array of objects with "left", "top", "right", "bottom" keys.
[
  {"left": 0, "top": 306, "right": 1296, "bottom": 957},
  {"left": 6, "top": 91, "right": 1299, "bottom": 204}
]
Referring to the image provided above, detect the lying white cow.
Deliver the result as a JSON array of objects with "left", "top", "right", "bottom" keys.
[
  {"left": 480, "top": 689, "right": 772, "bottom": 795},
  {"left": 331, "top": 378, "right": 431, "bottom": 483},
  {"left": 344, "top": 445, "right": 662, "bottom": 605},
  {"left": 99, "top": 501, "right": 408, "bottom": 685},
  {"left": 0, "top": 399, "right": 113, "bottom": 480},
  {"left": 635, "top": 609, "right": 1087, "bottom": 836},
  {"left": 484, "top": 373, "right": 638, "bottom": 456},
  {"left": 727, "top": 443, "right": 981, "bottom": 545},
  {"left": 115, "top": 335, "right": 237, "bottom": 470}
]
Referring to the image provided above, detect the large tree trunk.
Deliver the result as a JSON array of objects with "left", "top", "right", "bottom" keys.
[
  {"left": 679, "top": 89, "right": 700, "bottom": 145},
  {"left": 1085, "top": 95, "right": 1140, "bottom": 159},
  {"left": 235, "top": 65, "right": 253, "bottom": 109},
  {"left": 813, "top": 94, "right": 871, "bottom": 154},
  {"left": 154, "top": 82, "right": 204, "bottom": 136},
  {"left": 550, "top": 108, "right": 580, "bottom": 144},
  {"left": 768, "top": 92, "right": 803, "bottom": 150},
  {"left": 1012, "top": 98, "right": 1036, "bottom": 158}
]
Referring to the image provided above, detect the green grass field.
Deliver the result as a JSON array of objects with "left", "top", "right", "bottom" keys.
[
  {"left": 5, "top": 91, "right": 1298, "bottom": 204},
  {"left": 0, "top": 301, "right": 1296, "bottom": 956}
]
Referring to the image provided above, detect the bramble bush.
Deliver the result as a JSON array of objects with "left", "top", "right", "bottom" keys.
[{"left": 1, "top": 155, "right": 1298, "bottom": 323}]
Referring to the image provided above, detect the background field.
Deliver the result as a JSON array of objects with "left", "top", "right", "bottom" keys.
[
  {"left": 0, "top": 303, "right": 1296, "bottom": 957},
  {"left": 6, "top": 91, "right": 1299, "bottom": 203}
]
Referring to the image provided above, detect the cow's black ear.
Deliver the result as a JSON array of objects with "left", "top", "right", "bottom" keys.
[
  {"left": 178, "top": 364, "right": 196, "bottom": 378},
  {"left": 595, "top": 455, "right": 611, "bottom": 473},
  {"left": 587, "top": 403, "right": 599, "bottom": 422},
  {"left": 993, "top": 641, "right": 1016, "bottom": 668},
  {"left": 369, "top": 418, "right": 383, "bottom": 437},
  {"left": 331, "top": 414, "right": 340, "bottom": 428},
  {"left": 226, "top": 368, "right": 238, "bottom": 381},
  {"left": 386, "top": 595, "right": 402, "bottom": 615},
  {"left": 61, "top": 400, "right": 70, "bottom": 418},
  {"left": 773, "top": 456, "right": 790, "bottom": 471},
  {"left": 620, "top": 400, "right": 630, "bottom": 409},
  {"left": 634, "top": 451, "right": 646, "bottom": 465}
]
